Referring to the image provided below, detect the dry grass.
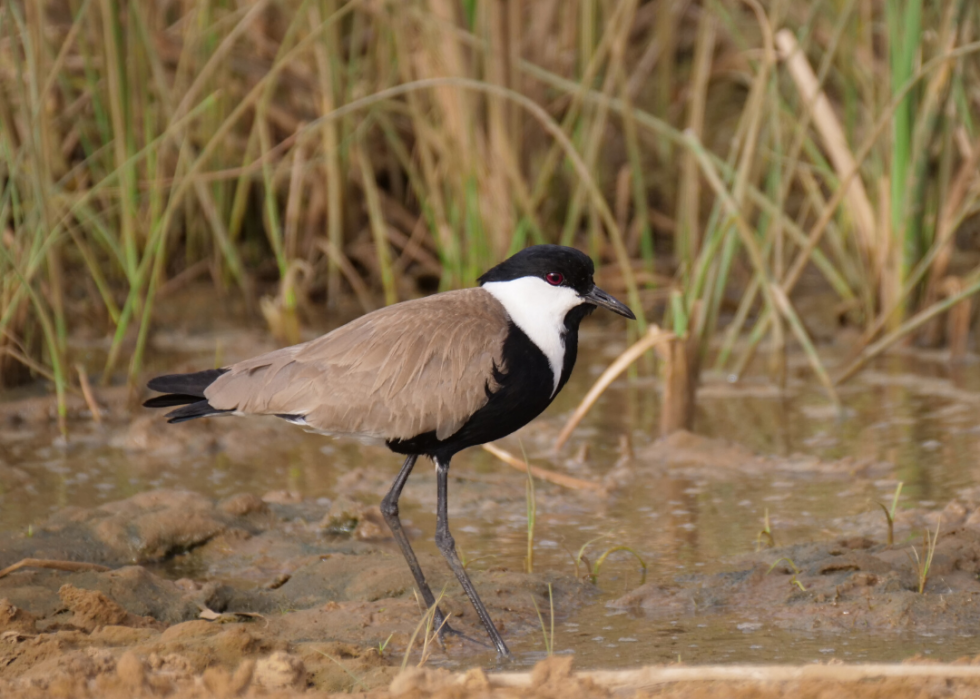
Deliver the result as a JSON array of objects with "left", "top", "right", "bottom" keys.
[{"left": 4, "top": 0, "right": 980, "bottom": 428}]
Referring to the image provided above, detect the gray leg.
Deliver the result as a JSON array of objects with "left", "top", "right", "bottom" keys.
[
  {"left": 434, "top": 456, "right": 511, "bottom": 657},
  {"left": 380, "top": 455, "right": 450, "bottom": 631}
]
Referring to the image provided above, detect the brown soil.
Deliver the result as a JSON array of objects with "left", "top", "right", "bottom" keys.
[
  {"left": 3, "top": 383, "right": 980, "bottom": 697},
  {"left": 3, "top": 472, "right": 980, "bottom": 698},
  {"left": 613, "top": 529, "right": 980, "bottom": 631},
  {"left": 3, "top": 649, "right": 980, "bottom": 698},
  {"left": 0, "top": 488, "right": 594, "bottom": 696}
]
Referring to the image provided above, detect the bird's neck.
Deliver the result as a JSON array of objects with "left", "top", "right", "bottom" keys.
[
  {"left": 481, "top": 280, "right": 583, "bottom": 395},
  {"left": 555, "top": 304, "right": 592, "bottom": 395}
]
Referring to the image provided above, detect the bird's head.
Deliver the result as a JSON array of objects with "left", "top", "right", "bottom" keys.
[{"left": 478, "top": 245, "right": 636, "bottom": 321}]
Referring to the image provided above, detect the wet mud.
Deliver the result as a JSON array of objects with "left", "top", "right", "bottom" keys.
[
  {"left": 0, "top": 487, "right": 593, "bottom": 695},
  {"left": 615, "top": 525, "right": 980, "bottom": 632},
  {"left": 2, "top": 426, "right": 980, "bottom": 697},
  {"left": 5, "top": 331, "right": 980, "bottom": 696}
]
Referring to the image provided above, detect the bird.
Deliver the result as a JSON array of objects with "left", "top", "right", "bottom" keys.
[{"left": 144, "top": 244, "right": 635, "bottom": 657}]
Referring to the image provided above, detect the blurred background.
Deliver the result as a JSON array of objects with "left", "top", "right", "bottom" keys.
[{"left": 3, "top": 0, "right": 980, "bottom": 431}]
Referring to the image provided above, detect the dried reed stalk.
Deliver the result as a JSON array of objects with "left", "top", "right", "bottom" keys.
[
  {"left": 658, "top": 327, "right": 698, "bottom": 436},
  {"left": 776, "top": 30, "right": 877, "bottom": 266},
  {"left": 485, "top": 663, "right": 980, "bottom": 691},
  {"left": 481, "top": 444, "right": 605, "bottom": 494},
  {"left": 554, "top": 326, "right": 673, "bottom": 451}
]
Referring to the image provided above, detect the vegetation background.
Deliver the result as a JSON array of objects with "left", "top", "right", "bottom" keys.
[{"left": 3, "top": 0, "right": 980, "bottom": 433}]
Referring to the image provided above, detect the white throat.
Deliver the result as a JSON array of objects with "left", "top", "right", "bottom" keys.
[{"left": 482, "top": 278, "right": 583, "bottom": 396}]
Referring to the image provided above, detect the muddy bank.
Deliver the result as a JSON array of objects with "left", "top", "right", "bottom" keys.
[
  {"left": 3, "top": 470, "right": 979, "bottom": 695},
  {"left": 7, "top": 340, "right": 980, "bottom": 688},
  {"left": 610, "top": 477, "right": 980, "bottom": 642},
  {"left": 614, "top": 528, "right": 980, "bottom": 630}
]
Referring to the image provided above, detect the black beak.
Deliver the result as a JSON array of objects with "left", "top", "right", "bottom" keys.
[{"left": 583, "top": 286, "right": 636, "bottom": 320}]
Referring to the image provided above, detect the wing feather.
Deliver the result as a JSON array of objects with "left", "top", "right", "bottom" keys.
[{"left": 205, "top": 288, "right": 510, "bottom": 442}]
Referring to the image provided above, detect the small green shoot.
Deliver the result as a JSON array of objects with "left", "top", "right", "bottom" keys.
[
  {"left": 573, "top": 536, "right": 647, "bottom": 585},
  {"left": 908, "top": 518, "right": 941, "bottom": 594},
  {"left": 756, "top": 508, "right": 774, "bottom": 550},
  {"left": 591, "top": 546, "right": 648, "bottom": 585},
  {"left": 529, "top": 582, "right": 555, "bottom": 656},
  {"left": 459, "top": 549, "right": 494, "bottom": 570},
  {"left": 520, "top": 438, "right": 536, "bottom": 574},
  {"left": 376, "top": 632, "right": 394, "bottom": 658},
  {"left": 573, "top": 534, "right": 610, "bottom": 579},
  {"left": 876, "top": 481, "right": 904, "bottom": 546},
  {"left": 766, "top": 557, "right": 807, "bottom": 592}
]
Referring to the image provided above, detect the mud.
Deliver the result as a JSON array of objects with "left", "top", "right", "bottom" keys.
[
  {"left": 0, "top": 487, "right": 594, "bottom": 695},
  {"left": 4, "top": 641, "right": 980, "bottom": 698},
  {"left": 614, "top": 525, "right": 980, "bottom": 631},
  {"left": 6, "top": 328, "right": 980, "bottom": 696},
  {"left": 1, "top": 436, "right": 980, "bottom": 697}
]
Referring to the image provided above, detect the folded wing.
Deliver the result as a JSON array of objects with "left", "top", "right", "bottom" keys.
[{"left": 204, "top": 288, "right": 510, "bottom": 442}]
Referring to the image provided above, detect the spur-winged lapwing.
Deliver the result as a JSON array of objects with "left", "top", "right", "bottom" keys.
[{"left": 145, "top": 244, "right": 635, "bottom": 657}]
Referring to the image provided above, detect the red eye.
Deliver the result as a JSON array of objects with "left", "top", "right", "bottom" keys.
[{"left": 545, "top": 272, "right": 563, "bottom": 286}]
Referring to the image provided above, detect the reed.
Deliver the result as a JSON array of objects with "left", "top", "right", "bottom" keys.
[{"left": 3, "top": 0, "right": 980, "bottom": 426}]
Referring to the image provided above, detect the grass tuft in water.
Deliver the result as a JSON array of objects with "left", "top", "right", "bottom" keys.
[
  {"left": 590, "top": 546, "right": 648, "bottom": 586},
  {"left": 756, "top": 508, "right": 775, "bottom": 550},
  {"left": 530, "top": 582, "right": 555, "bottom": 657},
  {"left": 521, "top": 439, "right": 536, "bottom": 575},
  {"left": 767, "top": 557, "right": 807, "bottom": 592},
  {"left": 877, "top": 481, "right": 904, "bottom": 547},
  {"left": 908, "top": 519, "right": 941, "bottom": 595}
]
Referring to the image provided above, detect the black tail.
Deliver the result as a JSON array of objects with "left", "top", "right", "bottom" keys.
[
  {"left": 144, "top": 368, "right": 233, "bottom": 423},
  {"left": 146, "top": 369, "right": 228, "bottom": 396}
]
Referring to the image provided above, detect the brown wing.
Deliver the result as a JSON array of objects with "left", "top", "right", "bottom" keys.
[{"left": 204, "top": 288, "right": 510, "bottom": 441}]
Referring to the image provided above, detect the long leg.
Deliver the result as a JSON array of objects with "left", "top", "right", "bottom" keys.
[
  {"left": 380, "top": 455, "right": 456, "bottom": 638},
  {"left": 433, "top": 456, "right": 511, "bottom": 657}
]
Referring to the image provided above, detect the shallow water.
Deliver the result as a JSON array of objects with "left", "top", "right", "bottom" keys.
[{"left": 3, "top": 327, "right": 980, "bottom": 669}]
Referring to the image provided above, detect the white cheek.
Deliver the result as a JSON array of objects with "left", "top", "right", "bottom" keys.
[{"left": 482, "top": 278, "right": 583, "bottom": 395}]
